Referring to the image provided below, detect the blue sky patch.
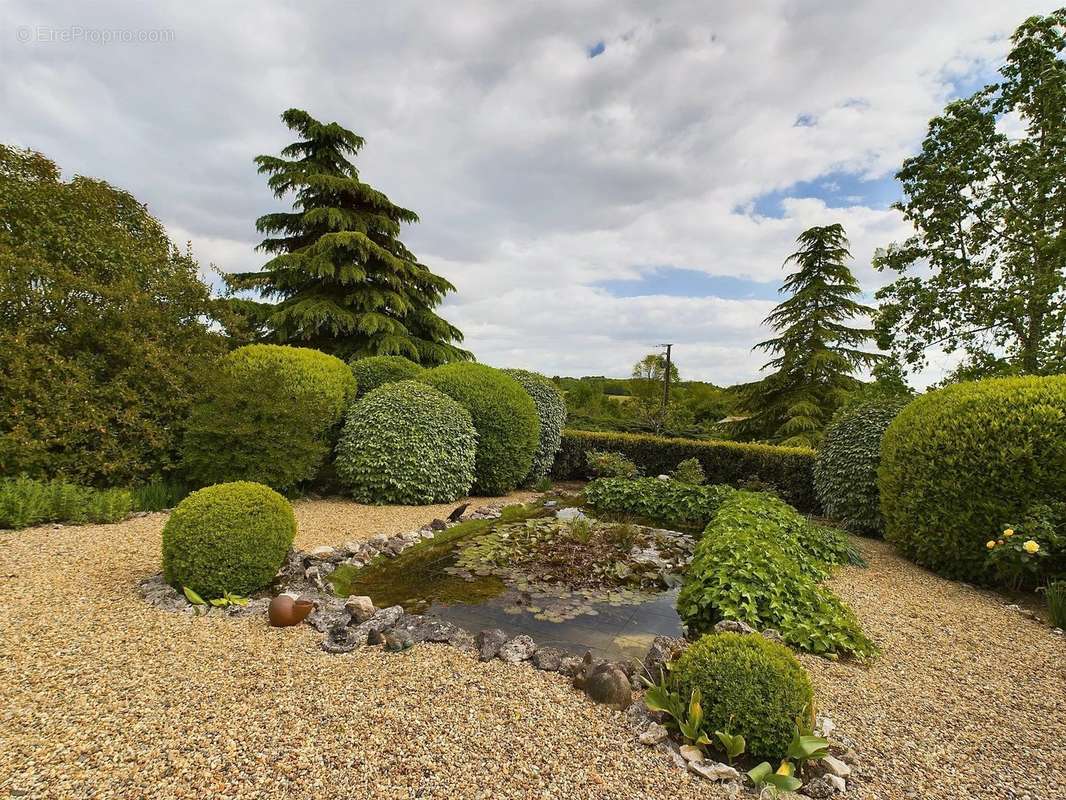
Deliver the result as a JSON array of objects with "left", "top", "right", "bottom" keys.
[
  {"left": 597, "top": 267, "right": 782, "bottom": 300},
  {"left": 587, "top": 40, "right": 606, "bottom": 58},
  {"left": 750, "top": 171, "right": 902, "bottom": 218}
]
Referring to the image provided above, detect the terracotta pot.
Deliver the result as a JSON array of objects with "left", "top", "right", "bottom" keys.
[{"left": 268, "top": 595, "right": 315, "bottom": 627}]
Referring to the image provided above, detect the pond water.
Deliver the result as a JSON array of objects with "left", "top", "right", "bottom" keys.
[{"left": 330, "top": 505, "right": 687, "bottom": 662}]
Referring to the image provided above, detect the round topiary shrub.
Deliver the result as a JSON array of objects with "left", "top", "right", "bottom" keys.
[
  {"left": 162, "top": 481, "right": 296, "bottom": 599},
  {"left": 814, "top": 398, "right": 908, "bottom": 536},
  {"left": 349, "top": 355, "right": 423, "bottom": 398},
  {"left": 879, "top": 376, "right": 1066, "bottom": 583},
  {"left": 670, "top": 632, "right": 814, "bottom": 760},
  {"left": 418, "top": 363, "right": 539, "bottom": 495},
  {"left": 182, "top": 344, "right": 357, "bottom": 491},
  {"left": 502, "top": 368, "right": 566, "bottom": 483},
  {"left": 335, "top": 380, "right": 478, "bottom": 504}
]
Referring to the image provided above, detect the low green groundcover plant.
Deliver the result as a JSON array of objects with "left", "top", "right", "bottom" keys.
[
  {"left": 1044, "top": 581, "right": 1066, "bottom": 629},
  {"left": 349, "top": 355, "right": 423, "bottom": 398},
  {"left": 677, "top": 491, "right": 875, "bottom": 659},
  {"left": 0, "top": 476, "right": 133, "bottom": 530},
  {"left": 162, "top": 481, "right": 296, "bottom": 599},
  {"left": 670, "top": 632, "right": 814, "bottom": 760},
  {"left": 585, "top": 449, "right": 641, "bottom": 479},
  {"left": 503, "top": 368, "right": 567, "bottom": 483},
  {"left": 335, "top": 380, "right": 478, "bottom": 504},
  {"left": 584, "top": 477, "right": 734, "bottom": 530},
  {"left": 418, "top": 363, "right": 539, "bottom": 495}
]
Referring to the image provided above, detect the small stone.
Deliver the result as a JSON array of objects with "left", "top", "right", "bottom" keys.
[
  {"left": 543, "top": 500, "right": 558, "bottom": 508},
  {"left": 638, "top": 722, "right": 668, "bottom": 745},
  {"left": 429, "top": 518, "right": 448, "bottom": 531},
  {"left": 476, "top": 628, "right": 508, "bottom": 662},
  {"left": 679, "top": 744, "right": 703, "bottom": 763},
  {"left": 816, "top": 716, "right": 836, "bottom": 737},
  {"left": 761, "top": 628, "right": 784, "bottom": 643},
  {"left": 714, "top": 619, "right": 756, "bottom": 635},
  {"left": 367, "top": 628, "right": 385, "bottom": 646},
  {"left": 800, "top": 776, "right": 837, "bottom": 798},
  {"left": 822, "top": 754, "right": 852, "bottom": 778},
  {"left": 345, "top": 596, "right": 376, "bottom": 623},
  {"left": 532, "top": 647, "right": 563, "bottom": 671},
  {"left": 307, "top": 545, "right": 335, "bottom": 559},
  {"left": 1052, "top": 628, "right": 1064, "bottom": 636},
  {"left": 643, "top": 635, "right": 686, "bottom": 681},
  {"left": 497, "top": 634, "right": 536, "bottom": 664},
  {"left": 555, "top": 507, "right": 587, "bottom": 522},
  {"left": 838, "top": 747, "right": 858, "bottom": 765},
  {"left": 384, "top": 630, "right": 414, "bottom": 652},
  {"left": 827, "top": 774, "right": 846, "bottom": 793},
  {"left": 688, "top": 761, "right": 740, "bottom": 783},
  {"left": 320, "top": 625, "right": 360, "bottom": 654},
  {"left": 656, "top": 474, "right": 670, "bottom": 481}
]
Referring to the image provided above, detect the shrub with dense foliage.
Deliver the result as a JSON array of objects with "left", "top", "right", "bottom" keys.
[
  {"left": 335, "top": 381, "right": 478, "bottom": 504},
  {"left": 0, "top": 145, "right": 229, "bottom": 486},
  {"left": 677, "top": 491, "right": 874, "bottom": 659},
  {"left": 670, "top": 632, "right": 814, "bottom": 760},
  {"left": 162, "top": 481, "right": 296, "bottom": 599},
  {"left": 585, "top": 477, "right": 734, "bottom": 530},
  {"left": 879, "top": 376, "right": 1066, "bottom": 583},
  {"left": 552, "top": 430, "right": 817, "bottom": 511},
  {"left": 418, "top": 364, "right": 539, "bottom": 495},
  {"left": 0, "top": 477, "right": 132, "bottom": 530},
  {"left": 814, "top": 398, "right": 908, "bottom": 536},
  {"left": 183, "top": 345, "right": 356, "bottom": 492},
  {"left": 585, "top": 450, "right": 641, "bottom": 479},
  {"left": 672, "top": 457, "right": 706, "bottom": 485},
  {"left": 350, "top": 355, "right": 422, "bottom": 397},
  {"left": 503, "top": 369, "right": 566, "bottom": 482}
]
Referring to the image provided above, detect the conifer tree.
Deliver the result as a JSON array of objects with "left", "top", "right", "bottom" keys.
[
  {"left": 227, "top": 109, "right": 471, "bottom": 364},
  {"left": 733, "top": 224, "right": 884, "bottom": 447}
]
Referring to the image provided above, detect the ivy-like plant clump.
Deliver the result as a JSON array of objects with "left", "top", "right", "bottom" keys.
[
  {"left": 350, "top": 355, "right": 423, "bottom": 398},
  {"left": 162, "top": 481, "right": 296, "bottom": 599},
  {"left": 335, "top": 380, "right": 477, "bottom": 504},
  {"left": 418, "top": 363, "right": 539, "bottom": 495},
  {"left": 814, "top": 398, "right": 908, "bottom": 535},
  {"left": 584, "top": 477, "right": 734, "bottom": 530},
  {"left": 503, "top": 368, "right": 567, "bottom": 483},
  {"left": 677, "top": 491, "right": 875, "bottom": 659}
]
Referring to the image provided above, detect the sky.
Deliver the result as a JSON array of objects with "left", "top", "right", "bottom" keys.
[{"left": 2, "top": 1, "right": 1058, "bottom": 387}]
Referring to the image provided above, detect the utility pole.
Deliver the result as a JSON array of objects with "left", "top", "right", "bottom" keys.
[{"left": 659, "top": 343, "right": 673, "bottom": 428}]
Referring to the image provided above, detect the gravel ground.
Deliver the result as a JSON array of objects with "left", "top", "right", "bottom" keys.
[{"left": 1, "top": 500, "right": 1063, "bottom": 799}]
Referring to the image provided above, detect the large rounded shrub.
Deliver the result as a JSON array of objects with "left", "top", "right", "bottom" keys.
[
  {"left": 162, "top": 481, "right": 296, "bottom": 599},
  {"left": 879, "top": 376, "right": 1066, "bottom": 582},
  {"left": 182, "top": 345, "right": 357, "bottom": 491},
  {"left": 335, "top": 380, "right": 478, "bottom": 504},
  {"left": 671, "top": 633, "right": 813, "bottom": 760},
  {"left": 502, "top": 368, "right": 566, "bottom": 483},
  {"left": 814, "top": 398, "right": 908, "bottom": 536},
  {"left": 418, "top": 364, "right": 539, "bottom": 495},
  {"left": 349, "top": 355, "right": 423, "bottom": 398}
]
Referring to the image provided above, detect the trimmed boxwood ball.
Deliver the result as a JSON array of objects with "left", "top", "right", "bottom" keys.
[
  {"left": 418, "top": 363, "right": 539, "bottom": 495},
  {"left": 670, "top": 632, "right": 814, "bottom": 760},
  {"left": 502, "top": 368, "right": 566, "bottom": 483},
  {"left": 814, "top": 398, "right": 908, "bottom": 536},
  {"left": 879, "top": 376, "right": 1066, "bottom": 583},
  {"left": 162, "top": 481, "right": 296, "bottom": 599},
  {"left": 182, "top": 344, "right": 356, "bottom": 491},
  {"left": 349, "top": 355, "right": 423, "bottom": 398},
  {"left": 334, "top": 380, "right": 477, "bottom": 504}
]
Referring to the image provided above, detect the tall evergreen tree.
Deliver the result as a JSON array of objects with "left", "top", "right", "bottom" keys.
[
  {"left": 227, "top": 109, "right": 471, "bottom": 364},
  {"left": 733, "top": 224, "right": 884, "bottom": 447}
]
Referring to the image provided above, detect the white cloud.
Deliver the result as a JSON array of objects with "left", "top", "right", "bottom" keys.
[{"left": 3, "top": 0, "right": 1055, "bottom": 386}]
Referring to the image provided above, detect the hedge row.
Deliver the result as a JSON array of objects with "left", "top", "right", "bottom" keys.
[
  {"left": 551, "top": 430, "right": 817, "bottom": 511},
  {"left": 584, "top": 477, "right": 735, "bottom": 530}
]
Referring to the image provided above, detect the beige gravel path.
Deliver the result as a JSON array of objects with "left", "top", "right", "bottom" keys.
[{"left": 1, "top": 500, "right": 1063, "bottom": 800}]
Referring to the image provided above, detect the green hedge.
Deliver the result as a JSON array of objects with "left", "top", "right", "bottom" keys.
[
  {"left": 419, "top": 364, "right": 539, "bottom": 495},
  {"left": 162, "top": 481, "right": 295, "bottom": 599},
  {"left": 584, "top": 477, "right": 734, "bottom": 530},
  {"left": 502, "top": 368, "right": 567, "bottom": 483},
  {"left": 677, "top": 491, "right": 874, "bottom": 659},
  {"left": 552, "top": 430, "right": 817, "bottom": 511},
  {"left": 880, "top": 376, "right": 1066, "bottom": 583},
  {"left": 349, "top": 355, "right": 422, "bottom": 398},
  {"left": 183, "top": 345, "right": 357, "bottom": 492},
  {"left": 335, "top": 381, "right": 477, "bottom": 504},
  {"left": 671, "top": 633, "right": 813, "bottom": 760}
]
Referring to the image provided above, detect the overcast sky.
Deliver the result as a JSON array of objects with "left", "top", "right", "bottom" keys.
[{"left": 3, "top": 1, "right": 1057, "bottom": 386}]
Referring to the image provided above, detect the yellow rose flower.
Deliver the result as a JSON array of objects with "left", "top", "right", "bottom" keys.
[
  {"left": 986, "top": 540, "right": 997, "bottom": 549},
  {"left": 1004, "top": 528, "right": 1014, "bottom": 537},
  {"left": 1023, "top": 540, "right": 1040, "bottom": 554}
]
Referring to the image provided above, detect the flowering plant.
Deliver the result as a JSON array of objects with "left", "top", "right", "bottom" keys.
[{"left": 985, "top": 504, "right": 1065, "bottom": 589}]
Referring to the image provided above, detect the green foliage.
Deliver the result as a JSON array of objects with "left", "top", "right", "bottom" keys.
[
  {"left": 672, "top": 457, "right": 706, "bottom": 485},
  {"left": 552, "top": 429, "right": 818, "bottom": 512},
  {"left": 0, "top": 477, "right": 132, "bottom": 530},
  {"left": 747, "top": 761, "right": 802, "bottom": 794},
  {"left": 677, "top": 491, "right": 875, "bottom": 659},
  {"left": 503, "top": 369, "right": 567, "bottom": 482},
  {"left": 131, "top": 479, "right": 189, "bottom": 512},
  {"left": 183, "top": 344, "right": 356, "bottom": 492},
  {"left": 1043, "top": 581, "right": 1066, "bottom": 628},
  {"left": 162, "top": 481, "right": 296, "bottom": 599},
  {"left": 0, "top": 145, "right": 229, "bottom": 485},
  {"left": 350, "top": 355, "right": 422, "bottom": 397},
  {"left": 879, "top": 376, "right": 1066, "bottom": 583},
  {"left": 875, "top": 9, "right": 1066, "bottom": 377},
  {"left": 985, "top": 504, "right": 1066, "bottom": 589},
  {"left": 715, "top": 730, "right": 747, "bottom": 764},
  {"left": 335, "top": 380, "right": 477, "bottom": 504},
  {"left": 670, "top": 633, "right": 814, "bottom": 760},
  {"left": 814, "top": 398, "right": 908, "bottom": 536},
  {"left": 418, "top": 363, "right": 539, "bottom": 495},
  {"left": 585, "top": 450, "right": 641, "bottom": 479},
  {"left": 585, "top": 477, "right": 734, "bottom": 530},
  {"left": 732, "top": 224, "right": 884, "bottom": 447},
  {"left": 225, "top": 109, "right": 470, "bottom": 365}
]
